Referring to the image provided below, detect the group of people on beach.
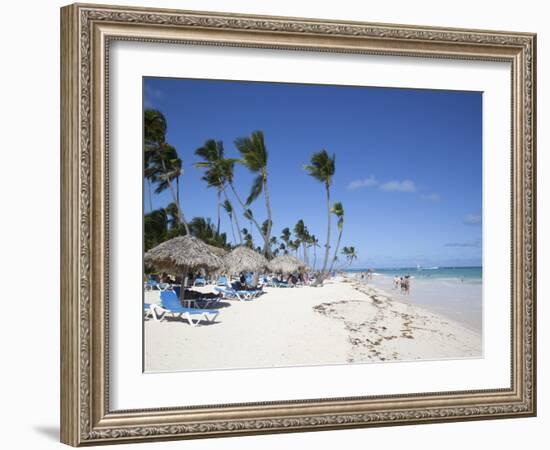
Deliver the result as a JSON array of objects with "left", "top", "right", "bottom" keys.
[
  {"left": 393, "top": 274, "right": 411, "bottom": 295},
  {"left": 359, "top": 269, "right": 373, "bottom": 282}
]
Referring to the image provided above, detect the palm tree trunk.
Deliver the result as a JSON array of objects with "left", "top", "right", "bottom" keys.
[
  {"left": 216, "top": 189, "right": 221, "bottom": 235},
  {"left": 319, "top": 184, "right": 332, "bottom": 279},
  {"left": 313, "top": 246, "right": 317, "bottom": 271},
  {"left": 222, "top": 187, "right": 242, "bottom": 244},
  {"left": 179, "top": 267, "right": 188, "bottom": 302},
  {"left": 328, "top": 229, "right": 343, "bottom": 274},
  {"left": 227, "top": 213, "right": 237, "bottom": 244},
  {"left": 160, "top": 159, "right": 190, "bottom": 235},
  {"left": 146, "top": 179, "right": 153, "bottom": 212},
  {"left": 262, "top": 174, "right": 273, "bottom": 258},
  {"left": 229, "top": 182, "right": 270, "bottom": 251},
  {"left": 167, "top": 178, "right": 190, "bottom": 235}
]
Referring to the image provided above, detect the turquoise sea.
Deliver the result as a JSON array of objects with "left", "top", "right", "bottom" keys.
[{"left": 346, "top": 266, "right": 482, "bottom": 284}]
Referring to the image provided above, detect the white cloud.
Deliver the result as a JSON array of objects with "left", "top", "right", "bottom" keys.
[
  {"left": 422, "top": 193, "right": 441, "bottom": 202},
  {"left": 463, "top": 213, "right": 481, "bottom": 225},
  {"left": 347, "top": 175, "right": 378, "bottom": 191},
  {"left": 379, "top": 179, "right": 416, "bottom": 193}
]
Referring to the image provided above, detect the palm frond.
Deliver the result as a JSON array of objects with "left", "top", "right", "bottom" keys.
[
  {"left": 235, "top": 130, "right": 268, "bottom": 172},
  {"left": 304, "top": 150, "right": 336, "bottom": 186},
  {"left": 246, "top": 174, "right": 264, "bottom": 205}
]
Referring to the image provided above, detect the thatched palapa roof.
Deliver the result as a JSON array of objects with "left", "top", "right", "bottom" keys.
[
  {"left": 268, "top": 254, "right": 308, "bottom": 274},
  {"left": 222, "top": 246, "right": 268, "bottom": 275},
  {"left": 144, "top": 235, "right": 222, "bottom": 273},
  {"left": 205, "top": 244, "right": 228, "bottom": 257}
]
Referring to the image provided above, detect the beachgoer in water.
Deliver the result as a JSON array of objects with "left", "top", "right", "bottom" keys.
[
  {"left": 399, "top": 277, "right": 408, "bottom": 294},
  {"left": 402, "top": 277, "right": 410, "bottom": 295}
]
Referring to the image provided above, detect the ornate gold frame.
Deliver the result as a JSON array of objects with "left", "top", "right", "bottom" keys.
[{"left": 60, "top": 3, "right": 536, "bottom": 446}]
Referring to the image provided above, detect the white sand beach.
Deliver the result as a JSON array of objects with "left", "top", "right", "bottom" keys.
[{"left": 144, "top": 277, "right": 482, "bottom": 372}]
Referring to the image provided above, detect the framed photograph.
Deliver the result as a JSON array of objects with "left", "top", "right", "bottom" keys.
[{"left": 60, "top": 3, "right": 536, "bottom": 446}]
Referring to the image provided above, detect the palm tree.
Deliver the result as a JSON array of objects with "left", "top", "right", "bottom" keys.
[
  {"left": 235, "top": 131, "right": 273, "bottom": 257},
  {"left": 288, "top": 239, "right": 300, "bottom": 256},
  {"left": 310, "top": 234, "right": 320, "bottom": 271},
  {"left": 144, "top": 208, "right": 168, "bottom": 251},
  {"left": 144, "top": 109, "right": 168, "bottom": 213},
  {"left": 241, "top": 227, "right": 254, "bottom": 248},
  {"left": 293, "top": 219, "right": 310, "bottom": 265},
  {"left": 222, "top": 200, "right": 238, "bottom": 244},
  {"left": 217, "top": 157, "right": 269, "bottom": 252},
  {"left": 144, "top": 109, "right": 190, "bottom": 234},
  {"left": 149, "top": 144, "right": 190, "bottom": 235},
  {"left": 341, "top": 246, "right": 358, "bottom": 267},
  {"left": 164, "top": 202, "right": 182, "bottom": 231},
  {"left": 269, "top": 236, "right": 279, "bottom": 256},
  {"left": 304, "top": 150, "right": 336, "bottom": 280},
  {"left": 144, "top": 165, "right": 155, "bottom": 213},
  {"left": 189, "top": 217, "right": 227, "bottom": 248},
  {"left": 280, "top": 227, "right": 291, "bottom": 254},
  {"left": 194, "top": 140, "right": 228, "bottom": 236},
  {"left": 328, "top": 202, "right": 345, "bottom": 274},
  {"left": 302, "top": 228, "right": 311, "bottom": 266}
]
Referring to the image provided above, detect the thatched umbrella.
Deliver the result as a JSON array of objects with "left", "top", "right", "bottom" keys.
[
  {"left": 144, "top": 235, "right": 222, "bottom": 300},
  {"left": 205, "top": 244, "right": 228, "bottom": 258},
  {"left": 268, "top": 254, "right": 308, "bottom": 274},
  {"left": 222, "top": 246, "right": 268, "bottom": 284}
]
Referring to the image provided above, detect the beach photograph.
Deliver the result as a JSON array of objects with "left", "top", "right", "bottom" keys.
[{"left": 142, "top": 78, "right": 483, "bottom": 372}]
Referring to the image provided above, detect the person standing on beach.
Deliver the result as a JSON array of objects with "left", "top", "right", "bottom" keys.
[{"left": 403, "top": 276, "right": 411, "bottom": 295}]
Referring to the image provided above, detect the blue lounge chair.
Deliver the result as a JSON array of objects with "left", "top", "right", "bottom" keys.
[
  {"left": 193, "top": 277, "right": 207, "bottom": 287},
  {"left": 158, "top": 291, "right": 219, "bottom": 327},
  {"left": 214, "top": 286, "right": 243, "bottom": 301},
  {"left": 145, "top": 279, "right": 171, "bottom": 291},
  {"left": 231, "top": 282, "right": 263, "bottom": 298},
  {"left": 272, "top": 279, "right": 291, "bottom": 288},
  {"left": 216, "top": 276, "right": 229, "bottom": 287},
  {"left": 170, "top": 286, "right": 220, "bottom": 308},
  {"left": 144, "top": 279, "right": 159, "bottom": 290},
  {"left": 214, "top": 286, "right": 261, "bottom": 301},
  {"left": 144, "top": 303, "right": 154, "bottom": 319}
]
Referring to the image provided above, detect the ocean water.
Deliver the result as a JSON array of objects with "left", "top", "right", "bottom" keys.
[
  {"left": 348, "top": 266, "right": 482, "bottom": 284},
  {"left": 346, "top": 267, "right": 483, "bottom": 333}
]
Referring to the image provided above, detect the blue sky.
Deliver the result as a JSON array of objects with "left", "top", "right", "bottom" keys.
[{"left": 144, "top": 77, "right": 482, "bottom": 268}]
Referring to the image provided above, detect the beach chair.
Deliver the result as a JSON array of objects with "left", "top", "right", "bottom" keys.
[
  {"left": 145, "top": 279, "right": 171, "bottom": 291},
  {"left": 196, "top": 297, "right": 221, "bottom": 309},
  {"left": 214, "top": 286, "right": 256, "bottom": 301},
  {"left": 193, "top": 277, "right": 207, "bottom": 287},
  {"left": 230, "top": 282, "right": 264, "bottom": 298},
  {"left": 144, "top": 279, "right": 159, "bottom": 291},
  {"left": 216, "top": 276, "right": 229, "bottom": 287},
  {"left": 158, "top": 291, "right": 219, "bottom": 327},
  {"left": 170, "top": 286, "right": 220, "bottom": 308},
  {"left": 144, "top": 303, "right": 155, "bottom": 319},
  {"left": 272, "top": 279, "right": 291, "bottom": 288}
]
